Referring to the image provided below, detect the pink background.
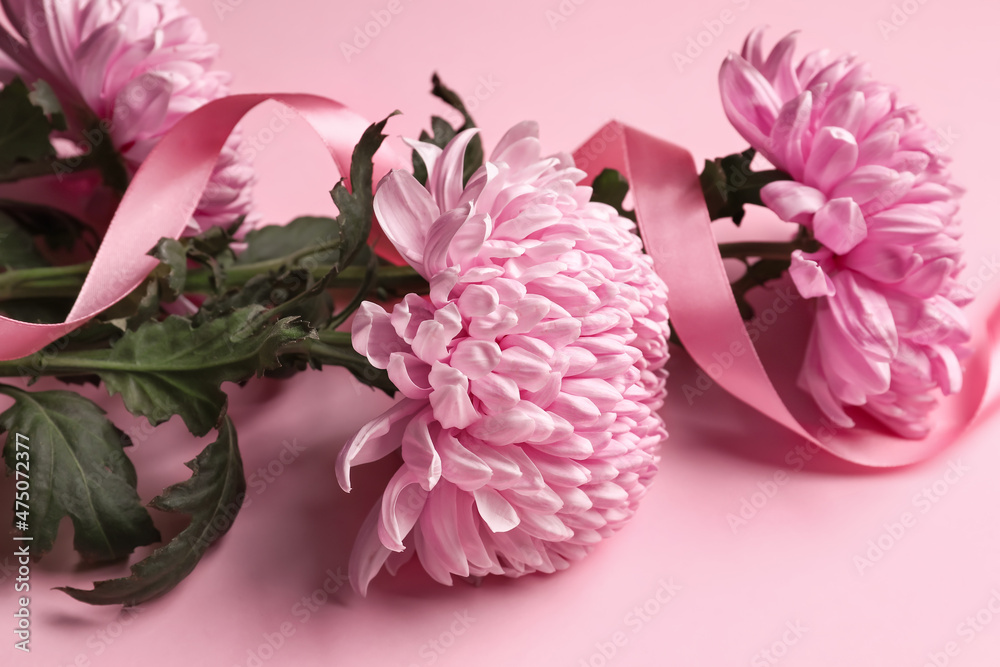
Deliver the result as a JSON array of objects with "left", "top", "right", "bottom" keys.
[{"left": 4, "top": 0, "right": 1000, "bottom": 665}]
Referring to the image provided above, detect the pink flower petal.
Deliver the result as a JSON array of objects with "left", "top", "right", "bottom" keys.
[
  {"left": 349, "top": 501, "right": 394, "bottom": 596},
  {"left": 429, "top": 362, "right": 480, "bottom": 429},
  {"left": 336, "top": 399, "right": 424, "bottom": 492},
  {"left": 378, "top": 467, "right": 428, "bottom": 552},
  {"left": 761, "top": 181, "right": 826, "bottom": 223},
  {"left": 352, "top": 301, "right": 403, "bottom": 369},
  {"left": 373, "top": 169, "right": 441, "bottom": 277},
  {"left": 812, "top": 197, "right": 867, "bottom": 254},
  {"left": 789, "top": 250, "right": 836, "bottom": 298},
  {"left": 473, "top": 487, "right": 520, "bottom": 533},
  {"left": 803, "top": 126, "right": 858, "bottom": 192},
  {"left": 401, "top": 407, "right": 443, "bottom": 491},
  {"left": 719, "top": 53, "right": 783, "bottom": 156}
]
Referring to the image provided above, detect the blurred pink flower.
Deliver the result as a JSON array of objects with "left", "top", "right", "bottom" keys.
[
  {"left": 339, "top": 122, "right": 670, "bottom": 593},
  {"left": 720, "top": 28, "right": 970, "bottom": 438},
  {"left": 0, "top": 0, "right": 254, "bottom": 230}
]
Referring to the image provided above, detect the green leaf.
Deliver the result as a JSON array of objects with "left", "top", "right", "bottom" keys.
[
  {"left": 333, "top": 112, "right": 398, "bottom": 252},
  {"left": 64, "top": 307, "right": 312, "bottom": 436},
  {"left": 699, "top": 148, "right": 792, "bottom": 226},
  {"left": 412, "top": 74, "right": 483, "bottom": 185},
  {"left": 81, "top": 122, "right": 130, "bottom": 193},
  {"left": 59, "top": 418, "right": 246, "bottom": 606},
  {"left": 590, "top": 169, "right": 637, "bottom": 222},
  {"left": 0, "top": 387, "right": 160, "bottom": 561},
  {"left": 189, "top": 224, "right": 237, "bottom": 259},
  {"left": 236, "top": 216, "right": 342, "bottom": 267},
  {"left": 0, "top": 78, "right": 59, "bottom": 172},
  {"left": 0, "top": 211, "right": 47, "bottom": 269},
  {"left": 96, "top": 276, "right": 162, "bottom": 331},
  {"left": 150, "top": 238, "right": 188, "bottom": 300}
]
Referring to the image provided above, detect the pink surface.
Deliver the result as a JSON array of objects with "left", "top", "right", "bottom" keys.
[{"left": 3, "top": 0, "right": 1000, "bottom": 665}]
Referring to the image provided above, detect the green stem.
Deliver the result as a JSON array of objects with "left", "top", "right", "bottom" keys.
[
  {"left": 0, "top": 318, "right": 375, "bottom": 381},
  {"left": 0, "top": 259, "right": 426, "bottom": 303},
  {"left": 718, "top": 239, "right": 818, "bottom": 262}
]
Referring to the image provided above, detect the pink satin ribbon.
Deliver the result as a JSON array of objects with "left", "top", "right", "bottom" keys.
[
  {"left": 1, "top": 100, "right": 995, "bottom": 467},
  {"left": 574, "top": 121, "right": 999, "bottom": 467},
  {"left": 0, "top": 93, "right": 405, "bottom": 361}
]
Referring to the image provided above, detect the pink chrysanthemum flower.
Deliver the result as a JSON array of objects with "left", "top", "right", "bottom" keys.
[
  {"left": 719, "top": 29, "right": 971, "bottom": 438},
  {"left": 0, "top": 0, "right": 254, "bottom": 230},
  {"left": 339, "top": 122, "right": 670, "bottom": 593}
]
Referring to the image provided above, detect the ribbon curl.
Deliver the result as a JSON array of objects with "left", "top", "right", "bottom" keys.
[
  {"left": 574, "top": 121, "right": 999, "bottom": 467},
  {"left": 1, "top": 99, "right": 995, "bottom": 467},
  {"left": 0, "top": 93, "right": 405, "bottom": 361}
]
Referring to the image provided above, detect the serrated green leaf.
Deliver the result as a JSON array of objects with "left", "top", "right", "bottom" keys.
[
  {"left": 189, "top": 224, "right": 236, "bottom": 259},
  {"left": 0, "top": 78, "right": 58, "bottom": 172},
  {"left": 59, "top": 417, "right": 245, "bottom": 606},
  {"left": 0, "top": 387, "right": 160, "bottom": 561},
  {"left": 96, "top": 276, "right": 162, "bottom": 331},
  {"left": 430, "top": 74, "right": 483, "bottom": 184},
  {"left": 150, "top": 238, "right": 188, "bottom": 300},
  {"left": 334, "top": 112, "right": 397, "bottom": 249},
  {"left": 412, "top": 75, "right": 484, "bottom": 186},
  {"left": 64, "top": 307, "right": 312, "bottom": 436},
  {"left": 590, "top": 169, "right": 637, "bottom": 222}
]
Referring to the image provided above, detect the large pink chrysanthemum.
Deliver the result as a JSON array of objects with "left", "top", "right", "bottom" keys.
[
  {"left": 0, "top": 0, "right": 254, "bottom": 230},
  {"left": 719, "top": 29, "right": 971, "bottom": 438},
  {"left": 339, "top": 122, "right": 670, "bottom": 593}
]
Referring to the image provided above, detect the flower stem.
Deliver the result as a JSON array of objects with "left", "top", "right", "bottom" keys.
[
  {"left": 717, "top": 238, "right": 819, "bottom": 262},
  {"left": 0, "top": 260, "right": 426, "bottom": 303}
]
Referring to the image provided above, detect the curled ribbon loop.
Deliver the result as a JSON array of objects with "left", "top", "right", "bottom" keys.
[
  {"left": 575, "top": 121, "right": 999, "bottom": 467},
  {"left": 2, "top": 101, "right": 995, "bottom": 467},
  {"left": 0, "top": 93, "right": 404, "bottom": 361}
]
